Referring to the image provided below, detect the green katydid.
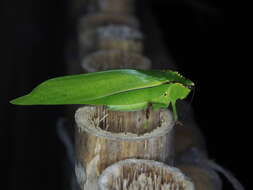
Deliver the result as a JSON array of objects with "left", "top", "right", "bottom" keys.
[{"left": 10, "top": 69, "right": 194, "bottom": 121}]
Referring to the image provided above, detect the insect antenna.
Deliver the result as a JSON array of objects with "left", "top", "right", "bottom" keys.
[{"left": 188, "top": 85, "right": 195, "bottom": 107}]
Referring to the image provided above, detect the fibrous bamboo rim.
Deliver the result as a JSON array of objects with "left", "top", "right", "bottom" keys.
[
  {"left": 75, "top": 106, "right": 174, "bottom": 141},
  {"left": 98, "top": 159, "right": 195, "bottom": 190}
]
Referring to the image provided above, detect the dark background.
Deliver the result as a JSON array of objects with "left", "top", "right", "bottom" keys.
[{"left": 2, "top": 0, "right": 248, "bottom": 189}]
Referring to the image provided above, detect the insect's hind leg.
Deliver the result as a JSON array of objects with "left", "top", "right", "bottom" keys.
[{"left": 171, "top": 101, "right": 178, "bottom": 121}]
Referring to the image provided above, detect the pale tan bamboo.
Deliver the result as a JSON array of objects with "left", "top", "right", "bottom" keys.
[{"left": 75, "top": 106, "right": 175, "bottom": 189}]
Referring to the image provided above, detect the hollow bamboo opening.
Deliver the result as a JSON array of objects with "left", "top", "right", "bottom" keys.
[{"left": 98, "top": 159, "right": 195, "bottom": 190}]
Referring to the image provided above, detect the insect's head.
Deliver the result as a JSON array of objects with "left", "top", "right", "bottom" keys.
[
  {"left": 163, "top": 70, "right": 194, "bottom": 90},
  {"left": 167, "top": 83, "right": 192, "bottom": 101}
]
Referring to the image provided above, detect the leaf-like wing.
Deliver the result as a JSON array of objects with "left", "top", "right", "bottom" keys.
[{"left": 10, "top": 69, "right": 193, "bottom": 105}]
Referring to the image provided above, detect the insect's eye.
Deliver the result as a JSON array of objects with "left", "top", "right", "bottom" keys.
[{"left": 163, "top": 92, "right": 168, "bottom": 96}]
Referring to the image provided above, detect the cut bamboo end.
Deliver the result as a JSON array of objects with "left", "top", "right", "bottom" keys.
[
  {"left": 81, "top": 50, "right": 151, "bottom": 72},
  {"left": 75, "top": 106, "right": 175, "bottom": 189},
  {"left": 98, "top": 159, "right": 195, "bottom": 190},
  {"left": 75, "top": 106, "right": 174, "bottom": 139},
  {"left": 177, "top": 164, "right": 222, "bottom": 190}
]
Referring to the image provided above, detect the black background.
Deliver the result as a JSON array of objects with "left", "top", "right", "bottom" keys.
[{"left": 2, "top": 0, "right": 248, "bottom": 189}]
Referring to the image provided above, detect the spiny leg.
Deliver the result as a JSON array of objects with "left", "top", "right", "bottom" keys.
[{"left": 171, "top": 101, "right": 184, "bottom": 126}]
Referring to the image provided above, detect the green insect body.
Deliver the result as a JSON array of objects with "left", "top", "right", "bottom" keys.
[
  {"left": 84, "top": 83, "right": 190, "bottom": 121},
  {"left": 10, "top": 69, "right": 194, "bottom": 121}
]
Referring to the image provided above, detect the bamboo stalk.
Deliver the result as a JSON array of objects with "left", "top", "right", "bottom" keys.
[
  {"left": 75, "top": 106, "right": 175, "bottom": 189},
  {"left": 78, "top": 16, "right": 140, "bottom": 57},
  {"left": 78, "top": 13, "right": 139, "bottom": 51}
]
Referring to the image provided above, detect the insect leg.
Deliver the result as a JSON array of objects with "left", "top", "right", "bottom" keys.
[{"left": 171, "top": 101, "right": 178, "bottom": 121}]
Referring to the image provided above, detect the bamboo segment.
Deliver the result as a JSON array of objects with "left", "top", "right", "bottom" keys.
[
  {"left": 75, "top": 106, "right": 175, "bottom": 189},
  {"left": 81, "top": 50, "right": 151, "bottom": 72},
  {"left": 97, "top": 25, "right": 143, "bottom": 53},
  {"left": 98, "top": 159, "right": 195, "bottom": 190},
  {"left": 79, "top": 24, "right": 142, "bottom": 57},
  {"left": 78, "top": 13, "right": 139, "bottom": 56},
  {"left": 177, "top": 165, "right": 222, "bottom": 190}
]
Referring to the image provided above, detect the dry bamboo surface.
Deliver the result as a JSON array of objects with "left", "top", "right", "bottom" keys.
[
  {"left": 75, "top": 106, "right": 175, "bottom": 189},
  {"left": 98, "top": 159, "right": 194, "bottom": 190}
]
